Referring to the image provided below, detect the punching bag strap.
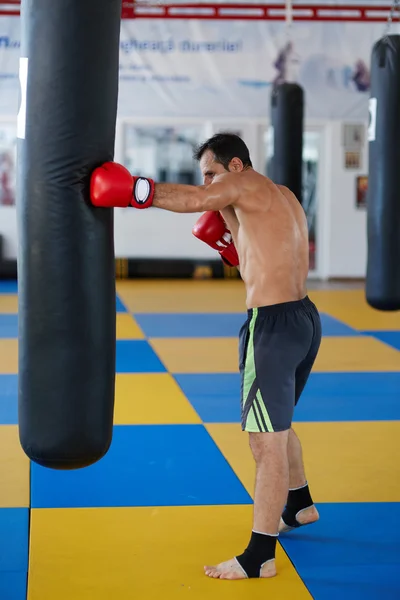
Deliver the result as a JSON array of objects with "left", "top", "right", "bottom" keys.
[
  {"left": 284, "top": 0, "right": 296, "bottom": 82},
  {"left": 379, "top": 2, "right": 400, "bottom": 67},
  {"left": 285, "top": 0, "right": 293, "bottom": 39},
  {"left": 384, "top": 0, "right": 400, "bottom": 38}
]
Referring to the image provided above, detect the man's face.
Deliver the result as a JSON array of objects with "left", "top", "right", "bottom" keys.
[{"left": 199, "top": 150, "right": 228, "bottom": 186}]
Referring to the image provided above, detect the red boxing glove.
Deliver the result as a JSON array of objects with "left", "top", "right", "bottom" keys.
[
  {"left": 90, "top": 162, "right": 155, "bottom": 209},
  {"left": 192, "top": 211, "right": 239, "bottom": 267}
]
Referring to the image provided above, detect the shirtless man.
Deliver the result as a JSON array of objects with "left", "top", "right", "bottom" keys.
[{"left": 90, "top": 132, "right": 322, "bottom": 581}]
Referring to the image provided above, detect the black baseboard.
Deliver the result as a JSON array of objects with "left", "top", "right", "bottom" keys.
[
  {"left": 0, "top": 235, "right": 17, "bottom": 279},
  {"left": 0, "top": 259, "right": 17, "bottom": 279},
  {"left": 0, "top": 255, "right": 239, "bottom": 281},
  {"left": 114, "top": 257, "right": 240, "bottom": 279}
]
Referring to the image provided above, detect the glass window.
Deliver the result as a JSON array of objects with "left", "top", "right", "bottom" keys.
[{"left": 124, "top": 125, "right": 206, "bottom": 185}]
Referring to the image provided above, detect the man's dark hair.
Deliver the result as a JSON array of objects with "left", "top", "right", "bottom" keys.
[{"left": 193, "top": 132, "right": 253, "bottom": 170}]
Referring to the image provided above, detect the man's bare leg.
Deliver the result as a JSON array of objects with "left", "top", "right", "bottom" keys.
[
  {"left": 279, "top": 427, "right": 319, "bottom": 533},
  {"left": 204, "top": 430, "right": 289, "bottom": 580}
]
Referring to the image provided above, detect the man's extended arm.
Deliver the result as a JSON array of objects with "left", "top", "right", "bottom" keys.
[
  {"left": 152, "top": 179, "right": 237, "bottom": 213},
  {"left": 90, "top": 161, "right": 238, "bottom": 213}
]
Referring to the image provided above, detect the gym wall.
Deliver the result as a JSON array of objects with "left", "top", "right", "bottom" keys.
[
  {"left": 326, "top": 121, "right": 369, "bottom": 278},
  {"left": 0, "top": 4, "right": 395, "bottom": 278}
]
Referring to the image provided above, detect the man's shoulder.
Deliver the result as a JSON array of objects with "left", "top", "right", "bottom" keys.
[
  {"left": 276, "top": 184, "right": 302, "bottom": 205},
  {"left": 276, "top": 183, "right": 292, "bottom": 196}
]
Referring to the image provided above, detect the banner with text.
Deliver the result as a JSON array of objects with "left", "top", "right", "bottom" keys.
[{"left": 0, "top": 17, "right": 398, "bottom": 119}]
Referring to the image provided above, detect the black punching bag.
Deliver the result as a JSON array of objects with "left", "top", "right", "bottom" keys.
[
  {"left": 16, "top": 0, "right": 122, "bottom": 469},
  {"left": 270, "top": 82, "right": 304, "bottom": 204},
  {"left": 366, "top": 35, "right": 400, "bottom": 311}
]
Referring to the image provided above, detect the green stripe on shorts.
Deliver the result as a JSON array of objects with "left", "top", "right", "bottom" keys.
[
  {"left": 256, "top": 389, "right": 274, "bottom": 432},
  {"left": 242, "top": 308, "right": 258, "bottom": 412},
  {"left": 242, "top": 308, "right": 275, "bottom": 433}
]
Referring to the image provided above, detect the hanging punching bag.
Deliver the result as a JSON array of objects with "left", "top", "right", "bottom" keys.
[
  {"left": 16, "top": 0, "right": 122, "bottom": 469},
  {"left": 270, "top": 82, "right": 304, "bottom": 204},
  {"left": 366, "top": 35, "right": 400, "bottom": 311}
]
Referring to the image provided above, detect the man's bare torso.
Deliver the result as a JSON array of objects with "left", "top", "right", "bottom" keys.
[{"left": 218, "top": 170, "right": 309, "bottom": 309}]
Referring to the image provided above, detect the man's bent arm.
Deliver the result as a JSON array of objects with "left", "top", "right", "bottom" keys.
[{"left": 153, "top": 178, "right": 238, "bottom": 213}]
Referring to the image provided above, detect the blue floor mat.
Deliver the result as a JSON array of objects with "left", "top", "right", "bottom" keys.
[
  {"left": 0, "top": 281, "right": 18, "bottom": 294},
  {"left": 31, "top": 424, "right": 252, "bottom": 509},
  {"left": 0, "top": 573, "right": 27, "bottom": 600},
  {"left": 280, "top": 502, "right": 400, "bottom": 600},
  {"left": 0, "top": 375, "right": 18, "bottom": 424},
  {"left": 116, "top": 340, "right": 166, "bottom": 373},
  {"left": 174, "top": 374, "right": 241, "bottom": 422},
  {"left": 116, "top": 296, "right": 128, "bottom": 313},
  {"left": 0, "top": 315, "right": 18, "bottom": 338},
  {"left": 319, "top": 313, "right": 359, "bottom": 337},
  {"left": 0, "top": 508, "right": 29, "bottom": 572},
  {"left": 135, "top": 313, "right": 246, "bottom": 338},
  {"left": 175, "top": 372, "right": 400, "bottom": 423},
  {"left": 295, "top": 372, "right": 400, "bottom": 422}
]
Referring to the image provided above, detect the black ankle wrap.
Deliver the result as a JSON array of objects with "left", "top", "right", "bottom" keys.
[
  {"left": 235, "top": 531, "right": 277, "bottom": 578},
  {"left": 282, "top": 483, "right": 314, "bottom": 528}
]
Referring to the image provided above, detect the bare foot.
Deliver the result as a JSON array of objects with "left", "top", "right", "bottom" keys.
[
  {"left": 204, "top": 557, "right": 276, "bottom": 580},
  {"left": 279, "top": 505, "right": 319, "bottom": 533}
]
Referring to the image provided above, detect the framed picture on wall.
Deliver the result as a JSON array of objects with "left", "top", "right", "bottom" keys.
[
  {"left": 356, "top": 175, "right": 368, "bottom": 209},
  {"left": 345, "top": 151, "right": 361, "bottom": 169}
]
